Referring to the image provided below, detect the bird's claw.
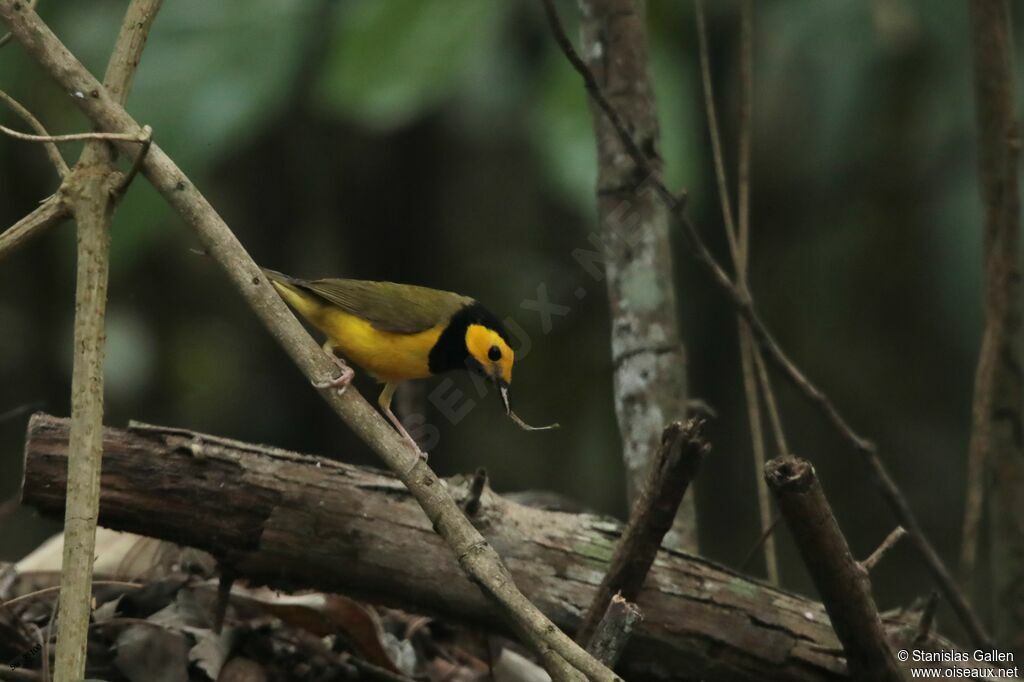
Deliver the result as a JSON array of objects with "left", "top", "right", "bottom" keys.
[{"left": 313, "top": 354, "right": 355, "bottom": 394}]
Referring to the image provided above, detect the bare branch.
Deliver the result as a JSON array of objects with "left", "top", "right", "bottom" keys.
[
  {"left": 0, "top": 88, "right": 67, "bottom": 176},
  {"left": 113, "top": 124, "right": 152, "bottom": 196},
  {"left": 695, "top": 0, "right": 739, "bottom": 262},
  {"left": 0, "top": 193, "right": 68, "bottom": 263},
  {"left": 766, "top": 457, "right": 904, "bottom": 682},
  {"left": 585, "top": 594, "right": 642, "bottom": 668},
  {"left": 740, "top": 512, "right": 781, "bottom": 573},
  {"left": 575, "top": 420, "right": 708, "bottom": 645},
  {"left": 0, "top": 6, "right": 617, "bottom": 678},
  {"left": 862, "top": 526, "right": 908, "bottom": 573},
  {"left": 912, "top": 592, "right": 941, "bottom": 647}
]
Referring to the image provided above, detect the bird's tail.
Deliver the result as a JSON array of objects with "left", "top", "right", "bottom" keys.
[{"left": 262, "top": 268, "right": 323, "bottom": 321}]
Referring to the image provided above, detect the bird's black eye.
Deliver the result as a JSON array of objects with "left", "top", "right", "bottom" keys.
[{"left": 488, "top": 345, "right": 502, "bottom": 362}]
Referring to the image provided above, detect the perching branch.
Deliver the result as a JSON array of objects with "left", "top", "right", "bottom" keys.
[
  {"left": 0, "top": 5, "right": 616, "bottom": 678},
  {"left": 575, "top": 420, "right": 708, "bottom": 645},
  {"left": 766, "top": 457, "right": 905, "bottom": 682},
  {"left": 48, "top": 2, "right": 163, "bottom": 679},
  {"left": 540, "top": 0, "right": 993, "bottom": 651}
]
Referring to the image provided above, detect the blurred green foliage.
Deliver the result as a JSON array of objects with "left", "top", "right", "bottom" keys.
[{"left": 1, "top": 0, "right": 1023, "bottom": 639}]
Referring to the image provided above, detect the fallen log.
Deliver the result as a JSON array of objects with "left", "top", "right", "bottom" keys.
[{"left": 19, "top": 414, "right": 987, "bottom": 681}]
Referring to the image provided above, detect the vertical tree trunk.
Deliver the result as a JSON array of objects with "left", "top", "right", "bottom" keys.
[
  {"left": 965, "top": 0, "right": 1023, "bottom": 658},
  {"left": 578, "top": 0, "right": 695, "bottom": 551}
]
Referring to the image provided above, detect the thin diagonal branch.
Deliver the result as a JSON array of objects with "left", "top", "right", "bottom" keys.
[
  {"left": 541, "top": 0, "right": 993, "bottom": 650},
  {"left": 0, "top": 88, "right": 66, "bottom": 176},
  {"left": 0, "top": 193, "right": 68, "bottom": 262},
  {"left": 0, "top": 5, "right": 618, "bottom": 678}
]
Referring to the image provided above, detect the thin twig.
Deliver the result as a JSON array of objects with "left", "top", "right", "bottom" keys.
[
  {"left": 959, "top": 0, "right": 1022, "bottom": 601},
  {"left": 113, "top": 124, "right": 152, "bottom": 196},
  {"left": 541, "top": 0, "right": 993, "bottom": 650},
  {"left": 737, "top": 0, "right": 753, "bottom": 272},
  {"left": 0, "top": 124, "right": 149, "bottom": 145},
  {"left": 694, "top": 0, "right": 739, "bottom": 262},
  {"left": 0, "top": 194, "right": 68, "bottom": 263},
  {"left": 912, "top": 592, "right": 940, "bottom": 647},
  {"left": 740, "top": 513, "right": 781, "bottom": 573},
  {"left": 0, "top": 6, "right": 619, "bottom": 678},
  {"left": 0, "top": 89, "right": 66, "bottom": 176},
  {"left": 576, "top": 420, "right": 708, "bottom": 645},
  {"left": 0, "top": 581, "right": 142, "bottom": 610},
  {"left": 862, "top": 526, "right": 908, "bottom": 573},
  {"left": 538, "top": 0, "right": 660, "bottom": 187}
]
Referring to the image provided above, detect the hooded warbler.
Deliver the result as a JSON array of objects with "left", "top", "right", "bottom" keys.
[{"left": 263, "top": 269, "right": 556, "bottom": 453}]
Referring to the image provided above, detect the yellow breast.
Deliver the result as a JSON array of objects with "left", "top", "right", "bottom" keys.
[{"left": 319, "top": 307, "right": 443, "bottom": 383}]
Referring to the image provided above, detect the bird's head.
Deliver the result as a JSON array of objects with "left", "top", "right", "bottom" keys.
[
  {"left": 429, "top": 302, "right": 515, "bottom": 412},
  {"left": 465, "top": 321, "right": 514, "bottom": 393}
]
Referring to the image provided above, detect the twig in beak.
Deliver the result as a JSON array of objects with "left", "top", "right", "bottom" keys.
[{"left": 501, "top": 385, "right": 560, "bottom": 431}]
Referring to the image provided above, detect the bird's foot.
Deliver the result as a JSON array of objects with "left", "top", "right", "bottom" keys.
[
  {"left": 383, "top": 405, "right": 428, "bottom": 461},
  {"left": 313, "top": 350, "right": 355, "bottom": 394}
]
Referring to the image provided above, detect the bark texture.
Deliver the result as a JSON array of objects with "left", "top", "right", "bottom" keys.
[
  {"left": 964, "top": 0, "right": 1023, "bottom": 658},
  {"left": 578, "top": 0, "right": 695, "bottom": 552},
  {"left": 21, "top": 415, "right": 993, "bottom": 682}
]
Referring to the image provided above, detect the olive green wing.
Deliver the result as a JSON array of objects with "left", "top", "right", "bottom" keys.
[{"left": 299, "top": 278, "right": 473, "bottom": 334}]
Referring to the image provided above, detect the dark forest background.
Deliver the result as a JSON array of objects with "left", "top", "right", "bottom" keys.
[{"left": 2, "top": 0, "right": 1023, "bottom": 629}]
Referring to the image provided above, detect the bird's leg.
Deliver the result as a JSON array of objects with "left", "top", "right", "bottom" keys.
[
  {"left": 312, "top": 341, "right": 354, "bottom": 394},
  {"left": 379, "top": 382, "right": 427, "bottom": 460}
]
